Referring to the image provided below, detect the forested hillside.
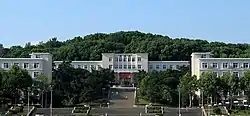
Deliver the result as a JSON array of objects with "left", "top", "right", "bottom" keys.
[{"left": 1, "top": 31, "right": 250, "bottom": 61}]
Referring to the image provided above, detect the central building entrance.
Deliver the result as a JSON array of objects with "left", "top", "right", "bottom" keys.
[{"left": 117, "top": 72, "right": 134, "bottom": 87}]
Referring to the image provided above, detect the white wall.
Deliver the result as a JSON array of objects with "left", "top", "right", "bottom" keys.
[
  {"left": 0, "top": 53, "right": 52, "bottom": 83},
  {"left": 148, "top": 61, "right": 189, "bottom": 72}
]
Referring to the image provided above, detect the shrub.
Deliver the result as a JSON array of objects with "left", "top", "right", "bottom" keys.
[{"left": 213, "top": 107, "right": 222, "bottom": 114}]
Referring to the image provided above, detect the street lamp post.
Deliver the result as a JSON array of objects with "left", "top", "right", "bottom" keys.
[
  {"left": 201, "top": 89, "right": 204, "bottom": 116},
  {"left": 50, "top": 85, "right": 53, "bottom": 116},
  {"left": 178, "top": 85, "right": 181, "bottom": 116},
  {"left": 27, "top": 87, "right": 30, "bottom": 112}
]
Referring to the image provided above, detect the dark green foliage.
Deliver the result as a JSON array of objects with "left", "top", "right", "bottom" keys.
[
  {"left": 0, "top": 66, "right": 32, "bottom": 104},
  {"left": 213, "top": 107, "right": 222, "bottom": 114},
  {"left": 73, "top": 107, "right": 90, "bottom": 113},
  {"left": 1, "top": 31, "right": 250, "bottom": 61},
  {"left": 52, "top": 62, "right": 114, "bottom": 107},
  {"left": 135, "top": 68, "right": 189, "bottom": 106}
]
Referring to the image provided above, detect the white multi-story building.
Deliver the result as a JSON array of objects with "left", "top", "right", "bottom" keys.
[
  {"left": 54, "top": 53, "right": 190, "bottom": 85},
  {"left": 0, "top": 53, "right": 53, "bottom": 83},
  {"left": 191, "top": 52, "right": 250, "bottom": 96},
  {"left": 4, "top": 51, "right": 249, "bottom": 87},
  {"left": 191, "top": 52, "right": 250, "bottom": 79}
]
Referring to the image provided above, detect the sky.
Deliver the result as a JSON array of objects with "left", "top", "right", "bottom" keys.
[{"left": 1, "top": 0, "right": 250, "bottom": 48}]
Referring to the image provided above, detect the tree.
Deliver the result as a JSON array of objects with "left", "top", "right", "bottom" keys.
[
  {"left": 35, "top": 74, "right": 50, "bottom": 107},
  {"left": 52, "top": 61, "right": 114, "bottom": 107},
  {"left": 180, "top": 72, "right": 197, "bottom": 107},
  {"left": 1, "top": 31, "right": 250, "bottom": 61},
  {"left": 0, "top": 65, "right": 32, "bottom": 104},
  {"left": 240, "top": 70, "right": 250, "bottom": 101},
  {"left": 137, "top": 69, "right": 184, "bottom": 106},
  {"left": 220, "top": 71, "right": 239, "bottom": 109},
  {"left": 199, "top": 71, "right": 219, "bottom": 104}
]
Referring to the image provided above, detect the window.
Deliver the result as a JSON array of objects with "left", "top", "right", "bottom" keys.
[
  {"left": 169, "top": 65, "right": 173, "bottom": 69},
  {"left": 14, "top": 63, "right": 19, "bottom": 66},
  {"left": 91, "top": 65, "right": 95, "bottom": 69},
  {"left": 119, "top": 65, "right": 122, "bottom": 69},
  {"left": 138, "top": 65, "right": 142, "bottom": 69},
  {"left": 223, "top": 63, "right": 228, "bottom": 68},
  {"left": 233, "top": 63, "right": 238, "bottom": 68},
  {"left": 128, "top": 56, "right": 131, "bottom": 61},
  {"left": 109, "top": 65, "right": 113, "bottom": 69},
  {"left": 163, "top": 65, "right": 166, "bottom": 69},
  {"left": 115, "top": 57, "right": 118, "bottom": 61},
  {"left": 132, "top": 65, "right": 136, "bottom": 69},
  {"left": 202, "top": 63, "right": 208, "bottom": 68},
  {"left": 156, "top": 65, "right": 160, "bottom": 69},
  {"left": 119, "top": 56, "right": 122, "bottom": 61},
  {"left": 233, "top": 72, "right": 239, "bottom": 77},
  {"left": 34, "top": 63, "right": 39, "bottom": 68},
  {"left": 84, "top": 65, "right": 88, "bottom": 69},
  {"left": 36, "top": 55, "right": 40, "bottom": 58},
  {"left": 137, "top": 57, "right": 141, "bottom": 62},
  {"left": 3, "top": 63, "right": 9, "bottom": 68},
  {"left": 212, "top": 63, "right": 218, "bottom": 68},
  {"left": 214, "top": 72, "right": 218, "bottom": 77},
  {"left": 114, "top": 65, "right": 118, "bottom": 69},
  {"left": 98, "top": 65, "right": 101, "bottom": 69},
  {"left": 243, "top": 63, "right": 249, "bottom": 68},
  {"left": 123, "top": 56, "right": 127, "bottom": 61},
  {"left": 128, "top": 65, "right": 131, "bottom": 69},
  {"left": 149, "top": 65, "right": 153, "bottom": 69},
  {"left": 132, "top": 57, "right": 135, "bottom": 62},
  {"left": 24, "top": 63, "right": 29, "bottom": 68},
  {"left": 33, "top": 72, "right": 39, "bottom": 78},
  {"left": 123, "top": 65, "right": 127, "bottom": 69},
  {"left": 109, "top": 57, "right": 112, "bottom": 62},
  {"left": 201, "top": 54, "right": 206, "bottom": 58},
  {"left": 176, "top": 65, "right": 180, "bottom": 69},
  {"left": 77, "top": 65, "right": 81, "bottom": 68}
]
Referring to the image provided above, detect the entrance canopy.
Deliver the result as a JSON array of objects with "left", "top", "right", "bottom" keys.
[{"left": 119, "top": 73, "right": 133, "bottom": 79}]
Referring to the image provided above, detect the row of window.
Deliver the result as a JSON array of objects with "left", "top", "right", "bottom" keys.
[
  {"left": 109, "top": 64, "right": 142, "bottom": 69},
  {"left": 72, "top": 64, "right": 102, "bottom": 69},
  {"left": 207, "top": 71, "right": 241, "bottom": 77},
  {"left": 2, "top": 62, "right": 40, "bottom": 69},
  {"left": 109, "top": 56, "right": 142, "bottom": 62},
  {"left": 201, "top": 62, "right": 250, "bottom": 69},
  {"left": 149, "top": 64, "right": 184, "bottom": 69}
]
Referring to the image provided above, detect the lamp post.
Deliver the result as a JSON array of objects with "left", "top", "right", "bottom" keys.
[
  {"left": 178, "top": 85, "right": 181, "bottom": 116},
  {"left": 50, "top": 85, "right": 53, "bottom": 116},
  {"left": 201, "top": 89, "right": 204, "bottom": 116},
  {"left": 27, "top": 87, "right": 30, "bottom": 112}
]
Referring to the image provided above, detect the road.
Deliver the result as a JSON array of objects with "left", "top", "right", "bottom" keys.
[
  {"left": 109, "top": 88, "right": 135, "bottom": 108},
  {"left": 164, "top": 107, "right": 203, "bottom": 116},
  {"left": 91, "top": 107, "right": 145, "bottom": 116},
  {"left": 35, "top": 108, "right": 73, "bottom": 116}
]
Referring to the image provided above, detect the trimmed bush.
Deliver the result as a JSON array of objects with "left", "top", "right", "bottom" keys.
[
  {"left": 73, "top": 106, "right": 90, "bottom": 113},
  {"left": 213, "top": 107, "right": 222, "bottom": 114}
]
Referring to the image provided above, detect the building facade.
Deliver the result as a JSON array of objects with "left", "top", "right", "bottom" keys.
[
  {"left": 54, "top": 53, "right": 189, "bottom": 86},
  {"left": 191, "top": 52, "right": 250, "bottom": 96},
  {"left": 191, "top": 52, "right": 250, "bottom": 79},
  {"left": 0, "top": 53, "right": 53, "bottom": 83},
  {"left": 2, "top": 52, "right": 248, "bottom": 87}
]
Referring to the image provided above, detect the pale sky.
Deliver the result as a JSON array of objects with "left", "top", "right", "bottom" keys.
[{"left": 1, "top": 0, "right": 250, "bottom": 47}]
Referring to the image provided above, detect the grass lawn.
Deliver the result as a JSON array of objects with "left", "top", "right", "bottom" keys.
[
  {"left": 230, "top": 110, "right": 250, "bottom": 116},
  {"left": 204, "top": 106, "right": 228, "bottom": 115},
  {"left": 137, "top": 98, "right": 150, "bottom": 104}
]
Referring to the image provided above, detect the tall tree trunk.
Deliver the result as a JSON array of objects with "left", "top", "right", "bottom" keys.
[
  {"left": 41, "top": 91, "right": 44, "bottom": 108},
  {"left": 230, "top": 91, "right": 232, "bottom": 109},
  {"left": 45, "top": 92, "right": 47, "bottom": 108},
  {"left": 189, "top": 93, "right": 192, "bottom": 107}
]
